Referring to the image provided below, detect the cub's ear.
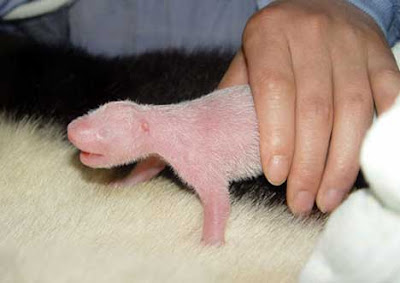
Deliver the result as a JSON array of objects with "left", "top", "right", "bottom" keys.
[{"left": 140, "top": 120, "right": 150, "bottom": 132}]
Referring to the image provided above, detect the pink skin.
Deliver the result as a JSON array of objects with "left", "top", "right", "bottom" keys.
[
  {"left": 112, "top": 156, "right": 166, "bottom": 187},
  {"left": 67, "top": 85, "right": 261, "bottom": 245}
]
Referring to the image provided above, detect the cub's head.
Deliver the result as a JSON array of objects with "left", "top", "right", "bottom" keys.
[{"left": 67, "top": 101, "right": 151, "bottom": 168}]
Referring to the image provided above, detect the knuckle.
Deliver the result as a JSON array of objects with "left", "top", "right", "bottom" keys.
[
  {"left": 264, "top": 128, "right": 293, "bottom": 151},
  {"left": 303, "top": 13, "right": 331, "bottom": 35},
  {"left": 290, "top": 173, "right": 319, "bottom": 192},
  {"left": 330, "top": 162, "right": 359, "bottom": 187},
  {"left": 290, "top": 160, "right": 324, "bottom": 190},
  {"left": 243, "top": 7, "right": 281, "bottom": 42},
  {"left": 298, "top": 96, "right": 333, "bottom": 123},
  {"left": 339, "top": 26, "right": 364, "bottom": 44},
  {"left": 342, "top": 91, "right": 373, "bottom": 115},
  {"left": 242, "top": 19, "right": 257, "bottom": 43},
  {"left": 256, "top": 72, "right": 294, "bottom": 96},
  {"left": 265, "top": 78, "right": 293, "bottom": 98},
  {"left": 373, "top": 69, "right": 400, "bottom": 88},
  {"left": 253, "top": 5, "right": 283, "bottom": 24}
]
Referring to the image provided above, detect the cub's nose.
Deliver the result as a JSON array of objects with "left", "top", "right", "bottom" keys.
[{"left": 67, "top": 118, "right": 103, "bottom": 153}]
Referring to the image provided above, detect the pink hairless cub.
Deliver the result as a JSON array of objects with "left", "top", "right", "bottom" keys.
[{"left": 67, "top": 85, "right": 262, "bottom": 245}]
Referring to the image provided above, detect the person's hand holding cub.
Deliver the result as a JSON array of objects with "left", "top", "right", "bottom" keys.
[{"left": 220, "top": 0, "right": 400, "bottom": 215}]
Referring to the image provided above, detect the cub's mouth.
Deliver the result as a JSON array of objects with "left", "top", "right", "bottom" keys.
[
  {"left": 80, "top": 151, "right": 103, "bottom": 158},
  {"left": 79, "top": 151, "right": 107, "bottom": 168}
]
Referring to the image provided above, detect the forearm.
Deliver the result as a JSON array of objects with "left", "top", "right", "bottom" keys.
[{"left": 256, "top": 0, "right": 400, "bottom": 46}]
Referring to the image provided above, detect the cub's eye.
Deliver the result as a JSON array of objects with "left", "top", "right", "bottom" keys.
[{"left": 97, "top": 128, "right": 111, "bottom": 140}]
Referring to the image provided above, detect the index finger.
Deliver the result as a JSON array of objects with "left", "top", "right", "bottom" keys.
[{"left": 243, "top": 28, "right": 296, "bottom": 186}]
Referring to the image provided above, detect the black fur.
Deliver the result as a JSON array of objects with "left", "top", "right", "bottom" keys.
[
  {"left": 0, "top": 33, "right": 367, "bottom": 207},
  {"left": 0, "top": 33, "right": 233, "bottom": 124}
]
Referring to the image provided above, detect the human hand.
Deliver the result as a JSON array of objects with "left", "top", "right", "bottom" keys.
[{"left": 219, "top": 0, "right": 400, "bottom": 215}]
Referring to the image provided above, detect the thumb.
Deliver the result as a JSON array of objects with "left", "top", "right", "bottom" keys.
[{"left": 218, "top": 50, "right": 248, "bottom": 89}]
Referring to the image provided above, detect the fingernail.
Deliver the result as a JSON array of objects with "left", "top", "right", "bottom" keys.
[
  {"left": 292, "top": 191, "right": 314, "bottom": 216},
  {"left": 319, "top": 189, "right": 346, "bottom": 213},
  {"left": 266, "top": 155, "right": 289, "bottom": 186}
]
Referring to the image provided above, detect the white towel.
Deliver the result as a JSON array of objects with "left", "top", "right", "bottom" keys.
[{"left": 300, "top": 42, "right": 400, "bottom": 283}]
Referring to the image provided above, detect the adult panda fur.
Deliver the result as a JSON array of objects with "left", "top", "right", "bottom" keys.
[{"left": 0, "top": 32, "right": 347, "bottom": 282}]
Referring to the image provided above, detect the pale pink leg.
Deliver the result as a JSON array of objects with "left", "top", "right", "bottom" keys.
[
  {"left": 198, "top": 183, "right": 230, "bottom": 246},
  {"left": 158, "top": 159, "right": 231, "bottom": 245},
  {"left": 112, "top": 156, "right": 166, "bottom": 187}
]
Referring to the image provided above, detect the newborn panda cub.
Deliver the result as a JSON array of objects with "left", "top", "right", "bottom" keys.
[{"left": 68, "top": 85, "right": 261, "bottom": 245}]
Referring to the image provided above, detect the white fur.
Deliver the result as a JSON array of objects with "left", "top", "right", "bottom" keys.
[
  {"left": 300, "top": 43, "right": 400, "bottom": 282},
  {"left": 0, "top": 117, "right": 322, "bottom": 282}
]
